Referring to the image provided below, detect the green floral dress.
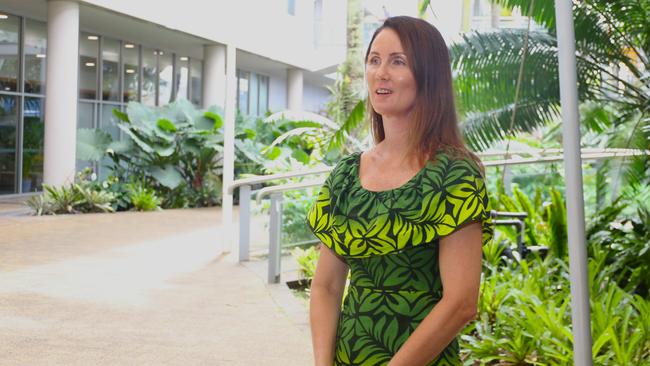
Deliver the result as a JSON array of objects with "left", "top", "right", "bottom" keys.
[{"left": 307, "top": 150, "right": 493, "bottom": 366}]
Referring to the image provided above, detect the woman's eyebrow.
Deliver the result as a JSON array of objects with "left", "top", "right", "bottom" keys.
[{"left": 368, "top": 51, "right": 407, "bottom": 57}]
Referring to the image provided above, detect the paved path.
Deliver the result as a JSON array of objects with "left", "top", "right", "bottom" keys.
[{"left": 0, "top": 208, "right": 313, "bottom": 365}]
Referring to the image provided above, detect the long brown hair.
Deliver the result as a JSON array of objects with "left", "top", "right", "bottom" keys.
[{"left": 365, "top": 16, "right": 480, "bottom": 167}]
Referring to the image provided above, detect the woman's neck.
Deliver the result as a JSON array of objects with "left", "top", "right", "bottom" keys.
[{"left": 373, "top": 114, "right": 420, "bottom": 166}]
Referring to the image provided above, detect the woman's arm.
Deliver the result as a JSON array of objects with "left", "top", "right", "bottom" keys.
[
  {"left": 388, "top": 221, "right": 483, "bottom": 366},
  {"left": 310, "top": 244, "right": 350, "bottom": 366}
]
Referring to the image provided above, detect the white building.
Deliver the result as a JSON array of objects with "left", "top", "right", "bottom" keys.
[{"left": 0, "top": 0, "right": 347, "bottom": 196}]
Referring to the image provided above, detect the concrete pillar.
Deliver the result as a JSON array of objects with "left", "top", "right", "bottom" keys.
[
  {"left": 222, "top": 44, "right": 236, "bottom": 257},
  {"left": 44, "top": 0, "right": 79, "bottom": 186},
  {"left": 490, "top": 1, "right": 500, "bottom": 29},
  {"left": 202, "top": 44, "right": 226, "bottom": 109},
  {"left": 287, "top": 68, "right": 303, "bottom": 111}
]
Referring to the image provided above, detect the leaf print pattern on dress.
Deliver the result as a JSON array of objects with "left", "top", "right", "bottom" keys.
[{"left": 306, "top": 150, "right": 493, "bottom": 366}]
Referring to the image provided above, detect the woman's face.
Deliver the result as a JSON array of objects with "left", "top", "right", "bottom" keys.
[{"left": 365, "top": 28, "right": 417, "bottom": 121}]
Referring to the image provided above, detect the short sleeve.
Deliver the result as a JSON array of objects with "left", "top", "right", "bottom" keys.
[
  {"left": 306, "top": 170, "right": 336, "bottom": 249},
  {"left": 436, "top": 157, "right": 493, "bottom": 247}
]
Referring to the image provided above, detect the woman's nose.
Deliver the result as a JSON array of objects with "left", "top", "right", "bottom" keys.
[{"left": 375, "top": 63, "right": 389, "bottom": 81}]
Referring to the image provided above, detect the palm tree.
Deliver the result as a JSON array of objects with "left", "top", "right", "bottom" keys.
[{"left": 448, "top": 0, "right": 649, "bottom": 154}]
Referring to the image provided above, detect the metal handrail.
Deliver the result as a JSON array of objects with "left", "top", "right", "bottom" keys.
[
  {"left": 255, "top": 179, "right": 325, "bottom": 205},
  {"left": 228, "top": 147, "right": 650, "bottom": 284},
  {"left": 227, "top": 166, "right": 331, "bottom": 194}
]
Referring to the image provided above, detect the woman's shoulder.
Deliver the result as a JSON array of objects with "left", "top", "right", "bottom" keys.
[
  {"left": 432, "top": 146, "right": 485, "bottom": 178},
  {"left": 322, "top": 152, "right": 361, "bottom": 189},
  {"left": 328, "top": 152, "right": 361, "bottom": 176}
]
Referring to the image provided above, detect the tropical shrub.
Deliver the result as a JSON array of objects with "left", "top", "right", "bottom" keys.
[
  {"left": 281, "top": 188, "right": 320, "bottom": 246},
  {"left": 492, "top": 184, "right": 567, "bottom": 258},
  {"left": 587, "top": 198, "right": 650, "bottom": 297},
  {"left": 77, "top": 100, "right": 224, "bottom": 208},
  {"left": 125, "top": 181, "right": 162, "bottom": 212},
  {"left": 27, "top": 168, "right": 116, "bottom": 215},
  {"left": 291, "top": 245, "right": 320, "bottom": 279},
  {"left": 461, "top": 253, "right": 650, "bottom": 365}
]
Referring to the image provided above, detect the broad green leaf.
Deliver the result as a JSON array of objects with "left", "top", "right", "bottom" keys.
[
  {"left": 153, "top": 144, "right": 175, "bottom": 157},
  {"left": 204, "top": 111, "right": 223, "bottom": 129},
  {"left": 291, "top": 149, "right": 310, "bottom": 164},
  {"left": 76, "top": 128, "right": 112, "bottom": 162},
  {"left": 150, "top": 165, "right": 183, "bottom": 189},
  {"left": 107, "top": 139, "right": 133, "bottom": 154},
  {"left": 265, "top": 146, "right": 281, "bottom": 160},
  {"left": 112, "top": 109, "right": 130, "bottom": 122},
  {"left": 157, "top": 118, "right": 177, "bottom": 133},
  {"left": 117, "top": 124, "right": 154, "bottom": 153}
]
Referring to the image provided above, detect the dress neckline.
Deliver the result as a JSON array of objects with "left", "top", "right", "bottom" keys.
[{"left": 353, "top": 151, "right": 432, "bottom": 193}]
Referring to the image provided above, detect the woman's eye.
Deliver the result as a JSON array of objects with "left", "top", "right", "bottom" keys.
[
  {"left": 393, "top": 58, "right": 406, "bottom": 65},
  {"left": 368, "top": 57, "right": 380, "bottom": 65}
]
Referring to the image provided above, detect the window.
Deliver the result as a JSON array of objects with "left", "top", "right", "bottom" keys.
[
  {"left": 258, "top": 75, "right": 269, "bottom": 116},
  {"left": 141, "top": 47, "right": 157, "bottom": 106},
  {"left": 0, "top": 14, "right": 19, "bottom": 92},
  {"left": 190, "top": 59, "right": 202, "bottom": 106},
  {"left": 99, "top": 104, "right": 121, "bottom": 180},
  {"left": 122, "top": 42, "right": 139, "bottom": 102},
  {"left": 22, "top": 97, "right": 44, "bottom": 192},
  {"left": 24, "top": 20, "right": 47, "bottom": 94},
  {"left": 236, "top": 69, "right": 270, "bottom": 116},
  {"left": 76, "top": 102, "right": 94, "bottom": 172},
  {"left": 0, "top": 13, "right": 47, "bottom": 194},
  {"left": 287, "top": 0, "right": 296, "bottom": 16},
  {"left": 175, "top": 56, "right": 189, "bottom": 101},
  {"left": 237, "top": 70, "right": 250, "bottom": 114},
  {"left": 79, "top": 33, "right": 99, "bottom": 100},
  {"left": 102, "top": 38, "right": 120, "bottom": 101},
  {"left": 0, "top": 95, "right": 18, "bottom": 194},
  {"left": 157, "top": 51, "right": 173, "bottom": 105}
]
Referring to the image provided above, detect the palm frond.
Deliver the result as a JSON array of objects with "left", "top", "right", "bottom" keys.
[{"left": 461, "top": 99, "right": 560, "bottom": 151}]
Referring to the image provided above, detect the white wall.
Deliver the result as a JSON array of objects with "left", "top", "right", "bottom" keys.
[
  {"left": 268, "top": 72, "right": 287, "bottom": 113},
  {"left": 303, "top": 83, "right": 330, "bottom": 114}
]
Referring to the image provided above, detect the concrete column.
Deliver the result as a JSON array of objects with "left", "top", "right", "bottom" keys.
[
  {"left": 202, "top": 44, "right": 226, "bottom": 109},
  {"left": 44, "top": 0, "right": 79, "bottom": 186},
  {"left": 490, "top": 1, "right": 500, "bottom": 29},
  {"left": 222, "top": 44, "right": 236, "bottom": 258},
  {"left": 287, "top": 68, "right": 303, "bottom": 111}
]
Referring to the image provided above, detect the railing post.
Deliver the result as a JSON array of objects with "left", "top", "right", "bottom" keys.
[
  {"left": 268, "top": 192, "right": 283, "bottom": 284},
  {"left": 238, "top": 184, "right": 251, "bottom": 262}
]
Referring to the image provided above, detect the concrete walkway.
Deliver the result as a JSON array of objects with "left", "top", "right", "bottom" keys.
[{"left": 0, "top": 207, "right": 313, "bottom": 365}]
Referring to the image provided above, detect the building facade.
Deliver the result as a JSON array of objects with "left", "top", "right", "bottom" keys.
[{"left": 0, "top": 0, "right": 347, "bottom": 196}]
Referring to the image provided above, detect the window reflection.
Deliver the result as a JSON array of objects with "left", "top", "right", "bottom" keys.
[
  {"left": 24, "top": 20, "right": 47, "bottom": 94},
  {"left": 258, "top": 74, "right": 269, "bottom": 116},
  {"left": 190, "top": 59, "right": 202, "bottom": 106},
  {"left": 236, "top": 70, "right": 269, "bottom": 116},
  {"left": 76, "top": 102, "right": 94, "bottom": 172},
  {"left": 102, "top": 38, "right": 120, "bottom": 101},
  {"left": 237, "top": 70, "right": 250, "bottom": 114},
  {"left": 141, "top": 47, "right": 157, "bottom": 106},
  {"left": 0, "top": 95, "right": 17, "bottom": 194},
  {"left": 99, "top": 104, "right": 121, "bottom": 180},
  {"left": 0, "top": 14, "right": 20, "bottom": 92},
  {"left": 22, "top": 97, "right": 44, "bottom": 192},
  {"left": 175, "top": 56, "right": 189, "bottom": 101},
  {"left": 123, "top": 43, "right": 138, "bottom": 102},
  {"left": 79, "top": 33, "right": 99, "bottom": 99},
  {"left": 158, "top": 51, "right": 173, "bottom": 105}
]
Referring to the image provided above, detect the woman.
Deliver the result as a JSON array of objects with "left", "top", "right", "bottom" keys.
[{"left": 307, "top": 16, "right": 493, "bottom": 366}]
